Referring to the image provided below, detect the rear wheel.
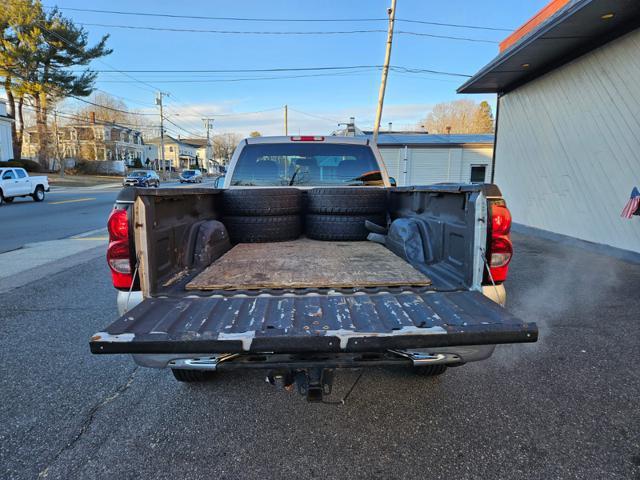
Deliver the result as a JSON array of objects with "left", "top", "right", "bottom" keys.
[
  {"left": 32, "top": 185, "right": 45, "bottom": 202},
  {"left": 413, "top": 364, "right": 448, "bottom": 377},
  {"left": 171, "top": 369, "right": 215, "bottom": 382}
]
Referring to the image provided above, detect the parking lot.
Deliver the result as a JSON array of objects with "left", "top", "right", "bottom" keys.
[{"left": 1, "top": 232, "right": 638, "bottom": 479}]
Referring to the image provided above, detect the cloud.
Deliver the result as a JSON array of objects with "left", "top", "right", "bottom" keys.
[{"left": 146, "top": 102, "right": 434, "bottom": 138}]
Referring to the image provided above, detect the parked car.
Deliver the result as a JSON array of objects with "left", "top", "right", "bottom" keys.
[
  {"left": 179, "top": 169, "right": 203, "bottom": 183},
  {"left": 0, "top": 167, "right": 49, "bottom": 205},
  {"left": 123, "top": 170, "right": 160, "bottom": 188},
  {"left": 93, "top": 136, "right": 537, "bottom": 402}
]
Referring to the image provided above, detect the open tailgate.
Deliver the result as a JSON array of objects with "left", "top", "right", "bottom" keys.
[{"left": 91, "top": 291, "right": 537, "bottom": 354}]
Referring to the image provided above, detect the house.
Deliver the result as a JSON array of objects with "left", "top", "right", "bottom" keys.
[
  {"left": 361, "top": 133, "right": 494, "bottom": 186},
  {"left": 22, "top": 112, "right": 145, "bottom": 166},
  {"left": 145, "top": 136, "right": 201, "bottom": 171},
  {"left": 458, "top": 0, "right": 640, "bottom": 256},
  {"left": 0, "top": 99, "right": 14, "bottom": 161},
  {"left": 180, "top": 138, "right": 218, "bottom": 173}
]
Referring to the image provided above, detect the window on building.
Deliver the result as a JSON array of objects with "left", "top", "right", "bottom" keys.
[
  {"left": 470, "top": 165, "right": 487, "bottom": 183},
  {"left": 169, "top": 146, "right": 173, "bottom": 152}
]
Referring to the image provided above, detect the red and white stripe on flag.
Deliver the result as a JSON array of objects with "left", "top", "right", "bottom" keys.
[{"left": 621, "top": 187, "right": 640, "bottom": 219}]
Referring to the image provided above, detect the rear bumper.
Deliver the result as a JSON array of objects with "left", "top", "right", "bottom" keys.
[{"left": 132, "top": 344, "right": 496, "bottom": 370}]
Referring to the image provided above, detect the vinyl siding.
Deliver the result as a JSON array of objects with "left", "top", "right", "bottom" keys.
[
  {"left": 494, "top": 28, "right": 640, "bottom": 253},
  {"left": 379, "top": 146, "right": 492, "bottom": 186}
]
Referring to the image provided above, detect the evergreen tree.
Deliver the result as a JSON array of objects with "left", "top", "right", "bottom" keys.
[{"left": 0, "top": 0, "right": 111, "bottom": 166}]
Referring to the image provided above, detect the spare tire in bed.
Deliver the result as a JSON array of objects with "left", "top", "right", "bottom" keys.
[
  {"left": 223, "top": 214, "right": 302, "bottom": 243},
  {"left": 305, "top": 213, "right": 386, "bottom": 241},
  {"left": 306, "top": 188, "right": 387, "bottom": 215},
  {"left": 222, "top": 188, "right": 302, "bottom": 216}
]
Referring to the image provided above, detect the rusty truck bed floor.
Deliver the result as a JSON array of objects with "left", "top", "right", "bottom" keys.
[{"left": 186, "top": 239, "right": 431, "bottom": 291}]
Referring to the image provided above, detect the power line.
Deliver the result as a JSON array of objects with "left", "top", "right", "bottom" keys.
[
  {"left": 36, "top": 19, "right": 163, "bottom": 95},
  {"left": 45, "top": 6, "right": 512, "bottom": 31},
  {"left": 288, "top": 108, "right": 341, "bottom": 125},
  {"left": 96, "top": 70, "right": 377, "bottom": 84},
  {"left": 76, "top": 22, "right": 499, "bottom": 43},
  {"left": 68, "top": 95, "right": 157, "bottom": 115},
  {"left": 85, "top": 65, "right": 381, "bottom": 73}
]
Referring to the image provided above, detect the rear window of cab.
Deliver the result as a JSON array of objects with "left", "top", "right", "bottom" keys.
[{"left": 230, "top": 143, "right": 382, "bottom": 186}]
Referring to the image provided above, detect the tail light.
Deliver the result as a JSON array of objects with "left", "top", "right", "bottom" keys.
[
  {"left": 106, "top": 208, "right": 133, "bottom": 289},
  {"left": 290, "top": 136, "right": 324, "bottom": 141},
  {"left": 486, "top": 199, "right": 513, "bottom": 283}
]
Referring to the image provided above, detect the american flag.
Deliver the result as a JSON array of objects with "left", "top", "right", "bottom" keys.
[{"left": 621, "top": 187, "right": 640, "bottom": 219}]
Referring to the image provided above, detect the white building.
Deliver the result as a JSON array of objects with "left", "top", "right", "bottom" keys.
[
  {"left": 459, "top": 0, "right": 640, "bottom": 255},
  {"left": 0, "top": 99, "right": 14, "bottom": 161},
  {"left": 366, "top": 133, "right": 494, "bottom": 186},
  {"left": 146, "top": 136, "right": 200, "bottom": 171}
]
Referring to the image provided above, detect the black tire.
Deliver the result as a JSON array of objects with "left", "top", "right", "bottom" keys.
[
  {"left": 223, "top": 214, "right": 301, "bottom": 243},
  {"left": 223, "top": 188, "right": 302, "bottom": 216},
  {"left": 32, "top": 185, "right": 45, "bottom": 202},
  {"left": 305, "top": 213, "right": 386, "bottom": 241},
  {"left": 0, "top": 193, "right": 3, "bottom": 206},
  {"left": 307, "top": 187, "right": 387, "bottom": 215},
  {"left": 413, "top": 365, "right": 448, "bottom": 377},
  {"left": 171, "top": 369, "right": 215, "bottom": 382},
  {"left": 4, "top": 197, "right": 13, "bottom": 203}
]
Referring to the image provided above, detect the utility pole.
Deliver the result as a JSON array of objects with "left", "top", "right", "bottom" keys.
[
  {"left": 373, "top": 0, "right": 397, "bottom": 144},
  {"left": 156, "top": 92, "right": 168, "bottom": 173},
  {"left": 284, "top": 104, "right": 288, "bottom": 136},
  {"left": 202, "top": 117, "right": 214, "bottom": 173},
  {"left": 53, "top": 109, "right": 63, "bottom": 177}
]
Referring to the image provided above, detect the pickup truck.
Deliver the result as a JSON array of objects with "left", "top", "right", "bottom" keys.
[
  {"left": 0, "top": 167, "right": 49, "bottom": 205},
  {"left": 91, "top": 136, "right": 537, "bottom": 402}
]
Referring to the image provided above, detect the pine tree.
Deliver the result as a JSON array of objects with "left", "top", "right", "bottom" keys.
[{"left": 0, "top": 1, "right": 111, "bottom": 165}]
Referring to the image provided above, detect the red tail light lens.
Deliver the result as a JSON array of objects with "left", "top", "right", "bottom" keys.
[
  {"left": 491, "top": 203, "right": 512, "bottom": 235},
  {"left": 107, "top": 208, "right": 129, "bottom": 241},
  {"left": 106, "top": 208, "right": 133, "bottom": 289},
  {"left": 486, "top": 200, "right": 513, "bottom": 284}
]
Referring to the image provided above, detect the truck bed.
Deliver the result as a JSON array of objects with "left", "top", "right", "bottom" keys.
[{"left": 186, "top": 239, "right": 431, "bottom": 290}]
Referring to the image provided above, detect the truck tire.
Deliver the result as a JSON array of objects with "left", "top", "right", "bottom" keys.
[
  {"left": 306, "top": 188, "right": 387, "bottom": 215},
  {"left": 223, "top": 214, "right": 302, "bottom": 243},
  {"left": 305, "top": 213, "right": 386, "bottom": 241},
  {"left": 32, "top": 185, "right": 45, "bottom": 202},
  {"left": 413, "top": 365, "right": 447, "bottom": 377},
  {"left": 223, "top": 188, "right": 302, "bottom": 216},
  {"left": 171, "top": 368, "right": 215, "bottom": 382}
]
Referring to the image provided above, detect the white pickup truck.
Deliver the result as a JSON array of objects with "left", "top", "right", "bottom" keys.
[
  {"left": 0, "top": 167, "right": 50, "bottom": 205},
  {"left": 92, "top": 136, "right": 537, "bottom": 402}
]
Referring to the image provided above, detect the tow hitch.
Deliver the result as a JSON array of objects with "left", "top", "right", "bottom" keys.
[{"left": 267, "top": 368, "right": 335, "bottom": 402}]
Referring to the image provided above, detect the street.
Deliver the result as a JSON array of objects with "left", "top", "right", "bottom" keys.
[
  {"left": 1, "top": 232, "right": 638, "bottom": 479},
  {"left": 0, "top": 179, "right": 216, "bottom": 254}
]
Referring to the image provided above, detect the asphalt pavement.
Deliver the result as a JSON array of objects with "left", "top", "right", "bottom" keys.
[
  {"left": 0, "top": 178, "right": 216, "bottom": 253},
  {"left": 0, "top": 232, "right": 638, "bottom": 479}
]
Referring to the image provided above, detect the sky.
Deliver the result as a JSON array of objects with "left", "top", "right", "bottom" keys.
[{"left": 43, "top": 0, "right": 550, "bottom": 137}]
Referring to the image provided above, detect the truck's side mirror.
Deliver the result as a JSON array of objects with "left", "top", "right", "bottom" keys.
[
  {"left": 389, "top": 177, "right": 397, "bottom": 187},
  {"left": 214, "top": 175, "right": 226, "bottom": 189}
]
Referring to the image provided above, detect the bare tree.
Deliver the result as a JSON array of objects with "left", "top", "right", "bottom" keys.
[
  {"left": 213, "top": 133, "right": 242, "bottom": 165},
  {"left": 420, "top": 99, "right": 494, "bottom": 134}
]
